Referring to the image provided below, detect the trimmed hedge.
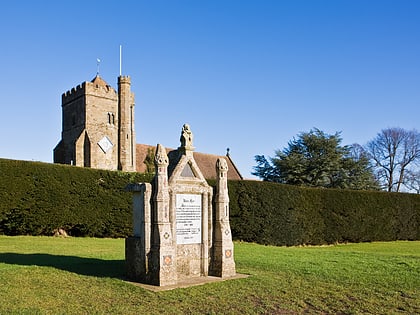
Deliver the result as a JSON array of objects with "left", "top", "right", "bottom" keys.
[
  {"left": 226, "top": 180, "right": 420, "bottom": 246},
  {"left": 0, "top": 159, "right": 153, "bottom": 237},
  {"left": 1, "top": 159, "right": 419, "bottom": 244}
]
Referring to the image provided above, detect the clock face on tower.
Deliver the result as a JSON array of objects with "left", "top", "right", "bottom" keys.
[{"left": 98, "top": 136, "right": 114, "bottom": 153}]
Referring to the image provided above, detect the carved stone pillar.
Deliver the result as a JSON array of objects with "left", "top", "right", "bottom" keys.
[
  {"left": 150, "top": 144, "right": 177, "bottom": 285},
  {"left": 211, "top": 157, "right": 236, "bottom": 277}
]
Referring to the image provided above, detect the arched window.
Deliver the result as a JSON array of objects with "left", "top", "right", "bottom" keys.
[{"left": 108, "top": 112, "right": 115, "bottom": 125}]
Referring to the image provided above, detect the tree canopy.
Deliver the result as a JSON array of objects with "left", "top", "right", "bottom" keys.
[
  {"left": 366, "top": 127, "right": 420, "bottom": 192},
  {"left": 253, "top": 128, "right": 378, "bottom": 190}
]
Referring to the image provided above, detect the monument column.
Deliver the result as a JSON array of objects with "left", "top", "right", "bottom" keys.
[
  {"left": 151, "top": 144, "right": 177, "bottom": 285},
  {"left": 211, "top": 158, "right": 236, "bottom": 277},
  {"left": 125, "top": 183, "right": 152, "bottom": 282},
  {"left": 201, "top": 190, "right": 209, "bottom": 276}
]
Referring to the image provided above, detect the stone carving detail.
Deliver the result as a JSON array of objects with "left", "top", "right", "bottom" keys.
[
  {"left": 154, "top": 144, "right": 169, "bottom": 166},
  {"left": 216, "top": 157, "right": 228, "bottom": 172},
  {"left": 180, "top": 123, "right": 194, "bottom": 149},
  {"left": 212, "top": 156, "right": 236, "bottom": 277}
]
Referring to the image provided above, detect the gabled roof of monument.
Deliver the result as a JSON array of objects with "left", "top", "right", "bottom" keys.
[{"left": 136, "top": 144, "right": 243, "bottom": 180}]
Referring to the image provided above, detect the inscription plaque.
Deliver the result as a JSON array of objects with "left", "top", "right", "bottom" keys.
[
  {"left": 98, "top": 136, "right": 114, "bottom": 153},
  {"left": 176, "top": 194, "right": 202, "bottom": 244}
]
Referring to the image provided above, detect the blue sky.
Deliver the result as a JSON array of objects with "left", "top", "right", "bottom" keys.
[{"left": 1, "top": 1, "right": 419, "bottom": 178}]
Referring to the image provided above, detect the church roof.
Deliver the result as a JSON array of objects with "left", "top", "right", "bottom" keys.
[
  {"left": 136, "top": 144, "right": 243, "bottom": 180},
  {"left": 90, "top": 75, "right": 112, "bottom": 89}
]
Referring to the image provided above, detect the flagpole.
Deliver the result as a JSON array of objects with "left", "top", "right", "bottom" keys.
[
  {"left": 96, "top": 58, "right": 100, "bottom": 76},
  {"left": 119, "top": 45, "right": 122, "bottom": 76}
]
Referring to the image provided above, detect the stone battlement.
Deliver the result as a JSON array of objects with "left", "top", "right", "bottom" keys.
[
  {"left": 118, "top": 76, "right": 131, "bottom": 86},
  {"left": 62, "top": 80, "right": 117, "bottom": 104},
  {"left": 62, "top": 82, "right": 86, "bottom": 101}
]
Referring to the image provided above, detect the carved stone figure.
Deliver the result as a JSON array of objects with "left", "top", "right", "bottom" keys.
[{"left": 180, "top": 123, "right": 194, "bottom": 148}]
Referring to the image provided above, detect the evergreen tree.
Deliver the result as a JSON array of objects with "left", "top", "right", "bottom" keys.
[{"left": 253, "top": 128, "right": 378, "bottom": 190}]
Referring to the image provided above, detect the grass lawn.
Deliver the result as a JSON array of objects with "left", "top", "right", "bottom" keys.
[{"left": 0, "top": 236, "right": 418, "bottom": 314}]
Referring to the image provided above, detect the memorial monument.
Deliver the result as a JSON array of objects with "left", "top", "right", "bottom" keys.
[{"left": 125, "top": 124, "right": 236, "bottom": 286}]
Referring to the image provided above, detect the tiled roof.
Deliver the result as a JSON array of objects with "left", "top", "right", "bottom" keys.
[
  {"left": 90, "top": 75, "right": 112, "bottom": 89},
  {"left": 136, "top": 144, "right": 243, "bottom": 180}
]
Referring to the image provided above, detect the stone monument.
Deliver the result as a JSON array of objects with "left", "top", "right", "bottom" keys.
[{"left": 125, "top": 124, "right": 236, "bottom": 286}]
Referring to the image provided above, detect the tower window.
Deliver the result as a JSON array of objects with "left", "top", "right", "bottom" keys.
[{"left": 107, "top": 113, "right": 115, "bottom": 125}]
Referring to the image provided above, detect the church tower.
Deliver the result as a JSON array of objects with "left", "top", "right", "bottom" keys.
[{"left": 54, "top": 75, "right": 136, "bottom": 172}]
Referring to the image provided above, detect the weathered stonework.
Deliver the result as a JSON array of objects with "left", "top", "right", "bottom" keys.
[
  {"left": 125, "top": 183, "right": 151, "bottom": 282},
  {"left": 54, "top": 75, "right": 243, "bottom": 179},
  {"left": 125, "top": 124, "right": 236, "bottom": 286},
  {"left": 118, "top": 76, "right": 136, "bottom": 171},
  {"left": 211, "top": 157, "right": 236, "bottom": 277},
  {"left": 149, "top": 144, "right": 177, "bottom": 285},
  {"left": 54, "top": 75, "right": 136, "bottom": 172}
]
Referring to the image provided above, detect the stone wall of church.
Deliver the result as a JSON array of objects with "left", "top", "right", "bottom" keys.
[
  {"left": 56, "top": 83, "right": 87, "bottom": 165},
  {"left": 55, "top": 75, "right": 137, "bottom": 171},
  {"left": 84, "top": 82, "right": 119, "bottom": 170}
]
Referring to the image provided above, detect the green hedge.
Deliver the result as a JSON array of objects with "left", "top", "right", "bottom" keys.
[
  {"left": 0, "top": 159, "right": 153, "bottom": 237},
  {"left": 226, "top": 180, "right": 420, "bottom": 246},
  {"left": 1, "top": 159, "right": 419, "bottom": 244}
]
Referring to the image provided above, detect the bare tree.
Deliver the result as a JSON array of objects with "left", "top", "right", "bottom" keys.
[
  {"left": 366, "top": 128, "right": 420, "bottom": 192},
  {"left": 349, "top": 143, "right": 369, "bottom": 161},
  {"left": 405, "top": 169, "right": 420, "bottom": 194}
]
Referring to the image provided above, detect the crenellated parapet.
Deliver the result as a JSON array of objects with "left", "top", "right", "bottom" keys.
[
  {"left": 62, "top": 82, "right": 86, "bottom": 105},
  {"left": 118, "top": 75, "right": 131, "bottom": 84},
  {"left": 62, "top": 79, "right": 118, "bottom": 106},
  {"left": 85, "top": 80, "right": 118, "bottom": 100}
]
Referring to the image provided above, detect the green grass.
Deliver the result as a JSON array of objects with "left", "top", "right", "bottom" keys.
[{"left": 0, "top": 236, "right": 419, "bottom": 314}]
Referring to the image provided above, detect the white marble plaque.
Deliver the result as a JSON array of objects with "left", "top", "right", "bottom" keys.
[
  {"left": 176, "top": 194, "right": 202, "bottom": 244},
  {"left": 98, "top": 136, "right": 114, "bottom": 153}
]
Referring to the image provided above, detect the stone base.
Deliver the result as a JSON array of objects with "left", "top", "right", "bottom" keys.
[
  {"left": 210, "top": 243, "right": 236, "bottom": 278},
  {"left": 126, "top": 237, "right": 178, "bottom": 286},
  {"left": 125, "top": 274, "right": 249, "bottom": 292},
  {"left": 125, "top": 237, "right": 149, "bottom": 283}
]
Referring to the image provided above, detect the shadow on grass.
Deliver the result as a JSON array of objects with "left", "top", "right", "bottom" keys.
[{"left": 0, "top": 253, "right": 125, "bottom": 279}]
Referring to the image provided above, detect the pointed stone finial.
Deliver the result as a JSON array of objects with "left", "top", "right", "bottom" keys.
[
  {"left": 155, "top": 144, "right": 168, "bottom": 166},
  {"left": 217, "top": 157, "right": 229, "bottom": 174}
]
